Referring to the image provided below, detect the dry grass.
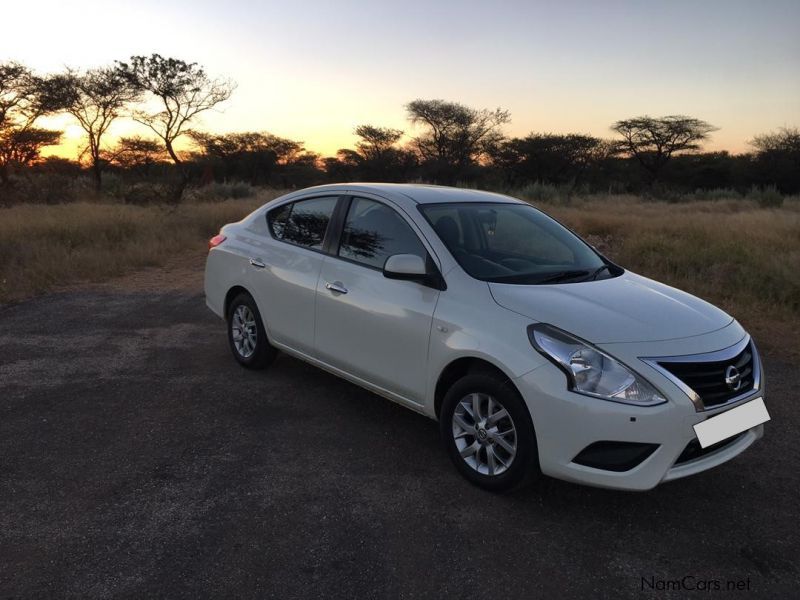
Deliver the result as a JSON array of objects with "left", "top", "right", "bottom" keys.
[
  {"left": 0, "top": 191, "right": 273, "bottom": 303},
  {"left": 1, "top": 191, "right": 797, "bottom": 355}
]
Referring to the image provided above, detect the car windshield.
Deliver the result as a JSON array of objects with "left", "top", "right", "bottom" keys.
[{"left": 420, "top": 202, "right": 617, "bottom": 284}]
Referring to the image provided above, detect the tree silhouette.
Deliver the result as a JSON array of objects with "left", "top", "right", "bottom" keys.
[
  {"left": 108, "top": 136, "right": 167, "bottom": 175},
  {"left": 611, "top": 115, "right": 717, "bottom": 183},
  {"left": 750, "top": 127, "right": 800, "bottom": 193},
  {"left": 406, "top": 99, "right": 509, "bottom": 183},
  {"left": 116, "top": 54, "right": 235, "bottom": 197},
  {"left": 331, "top": 125, "right": 414, "bottom": 181},
  {"left": 491, "top": 133, "right": 605, "bottom": 187},
  {"left": 0, "top": 62, "right": 62, "bottom": 185},
  {"left": 190, "top": 131, "right": 312, "bottom": 185},
  {"left": 354, "top": 125, "right": 403, "bottom": 161},
  {"left": 52, "top": 68, "right": 139, "bottom": 188},
  {"left": 191, "top": 131, "right": 304, "bottom": 163},
  {"left": 1, "top": 63, "right": 39, "bottom": 131},
  {"left": 751, "top": 127, "right": 800, "bottom": 155},
  {"left": 0, "top": 128, "right": 62, "bottom": 185}
]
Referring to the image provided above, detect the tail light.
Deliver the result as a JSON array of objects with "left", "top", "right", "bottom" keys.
[{"left": 208, "top": 234, "right": 227, "bottom": 250}]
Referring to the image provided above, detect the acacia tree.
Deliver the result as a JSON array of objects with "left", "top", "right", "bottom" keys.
[
  {"left": 116, "top": 54, "right": 234, "bottom": 192},
  {"left": 0, "top": 128, "right": 62, "bottom": 184},
  {"left": 749, "top": 127, "right": 800, "bottom": 193},
  {"left": 0, "top": 62, "right": 62, "bottom": 185},
  {"left": 611, "top": 115, "right": 717, "bottom": 183},
  {"left": 334, "top": 125, "right": 414, "bottom": 181},
  {"left": 406, "top": 99, "right": 509, "bottom": 183},
  {"left": 54, "top": 68, "right": 139, "bottom": 188},
  {"left": 353, "top": 125, "right": 403, "bottom": 162},
  {"left": 108, "top": 136, "right": 167, "bottom": 176},
  {"left": 1, "top": 62, "right": 35, "bottom": 130},
  {"left": 751, "top": 126, "right": 800, "bottom": 155}
]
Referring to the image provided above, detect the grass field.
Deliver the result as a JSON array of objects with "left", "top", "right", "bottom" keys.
[
  {"left": 0, "top": 190, "right": 283, "bottom": 303},
  {"left": 1, "top": 191, "right": 798, "bottom": 355}
]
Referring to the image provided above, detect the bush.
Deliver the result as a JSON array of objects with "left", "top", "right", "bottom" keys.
[
  {"left": 746, "top": 185, "right": 784, "bottom": 208},
  {"left": 0, "top": 174, "right": 95, "bottom": 205},
  {"left": 514, "top": 182, "right": 563, "bottom": 204},
  {"left": 98, "top": 172, "right": 128, "bottom": 199},
  {"left": 185, "top": 181, "right": 256, "bottom": 202},
  {"left": 686, "top": 188, "right": 742, "bottom": 202},
  {"left": 123, "top": 182, "right": 172, "bottom": 205}
]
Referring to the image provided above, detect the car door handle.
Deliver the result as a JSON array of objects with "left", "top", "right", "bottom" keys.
[
  {"left": 249, "top": 258, "right": 266, "bottom": 269},
  {"left": 325, "top": 281, "right": 348, "bottom": 294}
]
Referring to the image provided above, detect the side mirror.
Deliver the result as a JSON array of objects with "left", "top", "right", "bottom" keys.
[{"left": 383, "top": 254, "right": 427, "bottom": 280}]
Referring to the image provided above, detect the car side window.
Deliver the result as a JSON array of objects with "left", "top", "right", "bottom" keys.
[
  {"left": 338, "top": 197, "right": 427, "bottom": 269},
  {"left": 267, "top": 197, "right": 338, "bottom": 250}
]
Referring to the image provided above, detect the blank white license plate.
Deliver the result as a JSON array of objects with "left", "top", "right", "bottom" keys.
[{"left": 693, "top": 397, "right": 770, "bottom": 448}]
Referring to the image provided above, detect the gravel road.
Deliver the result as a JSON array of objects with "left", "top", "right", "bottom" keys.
[{"left": 1, "top": 257, "right": 798, "bottom": 598}]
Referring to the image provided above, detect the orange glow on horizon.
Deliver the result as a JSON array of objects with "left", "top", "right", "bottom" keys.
[{"left": 40, "top": 119, "right": 753, "bottom": 162}]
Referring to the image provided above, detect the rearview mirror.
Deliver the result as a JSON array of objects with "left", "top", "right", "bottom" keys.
[{"left": 383, "top": 254, "right": 427, "bottom": 280}]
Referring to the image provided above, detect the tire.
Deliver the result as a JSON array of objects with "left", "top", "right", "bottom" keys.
[
  {"left": 226, "top": 292, "right": 277, "bottom": 370},
  {"left": 440, "top": 372, "right": 540, "bottom": 492}
]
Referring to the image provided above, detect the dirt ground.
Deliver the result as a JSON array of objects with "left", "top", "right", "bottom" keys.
[{"left": 1, "top": 256, "right": 798, "bottom": 598}]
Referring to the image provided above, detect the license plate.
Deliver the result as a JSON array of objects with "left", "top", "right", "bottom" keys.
[{"left": 693, "top": 397, "right": 770, "bottom": 448}]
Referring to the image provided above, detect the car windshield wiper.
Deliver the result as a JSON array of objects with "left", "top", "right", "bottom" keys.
[
  {"left": 533, "top": 269, "right": 591, "bottom": 284},
  {"left": 588, "top": 264, "right": 611, "bottom": 281}
]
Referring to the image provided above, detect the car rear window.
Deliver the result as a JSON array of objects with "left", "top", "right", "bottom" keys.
[{"left": 267, "top": 197, "right": 338, "bottom": 250}]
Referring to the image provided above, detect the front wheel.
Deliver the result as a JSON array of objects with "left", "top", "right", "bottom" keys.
[
  {"left": 440, "top": 372, "right": 540, "bottom": 492},
  {"left": 226, "top": 292, "right": 277, "bottom": 369}
]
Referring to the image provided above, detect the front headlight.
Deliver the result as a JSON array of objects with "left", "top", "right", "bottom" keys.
[{"left": 528, "top": 324, "right": 666, "bottom": 406}]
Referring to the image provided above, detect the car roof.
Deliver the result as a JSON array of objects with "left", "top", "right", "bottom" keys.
[{"left": 289, "top": 183, "right": 525, "bottom": 206}]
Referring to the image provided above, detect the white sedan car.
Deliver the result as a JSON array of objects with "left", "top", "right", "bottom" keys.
[{"left": 205, "top": 184, "right": 768, "bottom": 491}]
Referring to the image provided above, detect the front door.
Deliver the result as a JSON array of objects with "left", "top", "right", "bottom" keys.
[{"left": 314, "top": 197, "right": 440, "bottom": 403}]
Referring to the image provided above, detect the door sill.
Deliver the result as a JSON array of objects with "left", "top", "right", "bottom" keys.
[{"left": 271, "top": 341, "right": 431, "bottom": 418}]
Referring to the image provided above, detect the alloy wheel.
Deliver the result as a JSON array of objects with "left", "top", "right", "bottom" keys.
[
  {"left": 452, "top": 392, "right": 517, "bottom": 476},
  {"left": 231, "top": 305, "right": 257, "bottom": 358}
]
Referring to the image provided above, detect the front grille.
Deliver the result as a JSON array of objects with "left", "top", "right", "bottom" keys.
[{"left": 658, "top": 341, "right": 756, "bottom": 408}]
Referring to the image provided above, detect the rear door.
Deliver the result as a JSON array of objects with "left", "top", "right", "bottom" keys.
[
  {"left": 250, "top": 195, "right": 340, "bottom": 355},
  {"left": 314, "top": 196, "right": 441, "bottom": 403}
]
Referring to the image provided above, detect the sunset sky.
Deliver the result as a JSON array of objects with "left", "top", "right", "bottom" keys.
[{"left": 3, "top": 0, "right": 799, "bottom": 158}]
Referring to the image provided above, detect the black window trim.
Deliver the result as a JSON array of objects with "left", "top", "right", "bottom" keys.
[{"left": 324, "top": 195, "right": 353, "bottom": 256}]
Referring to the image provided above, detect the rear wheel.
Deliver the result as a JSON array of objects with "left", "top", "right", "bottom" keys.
[
  {"left": 226, "top": 292, "right": 277, "bottom": 369},
  {"left": 440, "top": 372, "right": 540, "bottom": 491}
]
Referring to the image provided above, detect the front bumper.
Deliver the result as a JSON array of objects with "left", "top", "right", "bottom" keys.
[{"left": 513, "top": 325, "right": 766, "bottom": 491}]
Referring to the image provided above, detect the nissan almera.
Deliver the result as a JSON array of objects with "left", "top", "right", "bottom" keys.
[{"left": 205, "top": 184, "right": 769, "bottom": 491}]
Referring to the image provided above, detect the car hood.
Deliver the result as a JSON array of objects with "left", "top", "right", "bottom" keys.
[{"left": 488, "top": 271, "right": 733, "bottom": 343}]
